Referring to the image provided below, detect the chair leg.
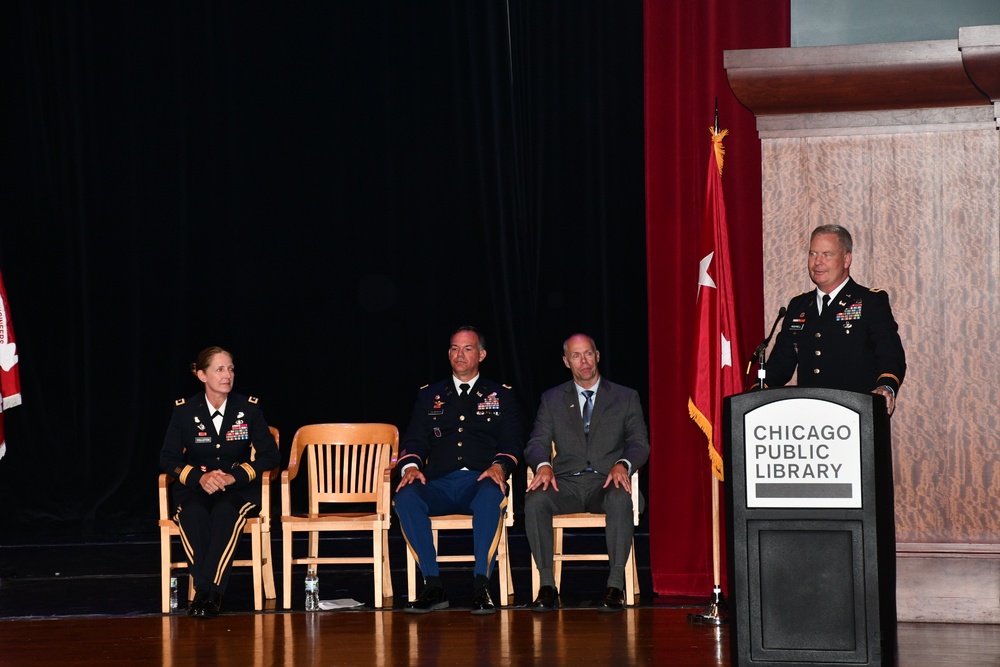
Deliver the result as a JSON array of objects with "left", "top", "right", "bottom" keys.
[
  {"left": 373, "top": 527, "right": 384, "bottom": 608},
  {"left": 381, "top": 528, "right": 393, "bottom": 599},
  {"left": 406, "top": 545, "right": 417, "bottom": 601},
  {"left": 282, "top": 526, "right": 293, "bottom": 609},
  {"left": 160, "top": 527, "right": 172, "bottom": 614},
  {"left": 308, "top": 530, "right": 319, "bottom": 562},
  {"left": 251, "top": 523, "right": 263, "bottom": 611},
  {"left": 504, "top": 536, "right": 514, "bottom": 600},
  {"left": 628, "top": 539, "right": 639, "bottom": 605},
  {"left": 497, "top": 525, "right": 510, "bottom": 606},
  {"left": 553, "top": 527, "right": 565, "bottom": 592},
  {"left": 624, "top": 539, "right": 637, "bottom": 606},
  {"left": 261, "top": 530, "right": 276, "bottom": 601},
  {"left": 531, "top": 554, "right": 541, "bottom": 600}
]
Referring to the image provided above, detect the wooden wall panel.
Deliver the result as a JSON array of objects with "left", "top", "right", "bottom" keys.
[
  {"left": 761, "top": 131, "right": 1000, "bottom": 543},
  {"left": 727, "top": 27, "right": 1000, "bottom": 622}
]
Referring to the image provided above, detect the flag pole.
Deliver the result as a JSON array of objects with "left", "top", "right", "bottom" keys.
[
  {"left": 688, "top": 473, "right": 728, "bottom": 625},
  {"left": 687, "top": 99, "right": 731, "bottom": 626}
]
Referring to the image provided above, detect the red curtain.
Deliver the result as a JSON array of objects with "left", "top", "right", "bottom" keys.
[{"left": 644, "top": 1, "right": 789, "bottom": 597}]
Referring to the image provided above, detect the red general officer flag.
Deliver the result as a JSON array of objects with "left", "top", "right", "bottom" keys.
[
  {"left": 0, "top": 269, "right": 21, "bottom": 460},
  {"left": 688, "top": 128, "right": 744, "bottom": 481}
]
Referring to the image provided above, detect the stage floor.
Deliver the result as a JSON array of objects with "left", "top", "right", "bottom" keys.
[{"left": 2, "top": 532, "right": 1000, "bottom": 665}]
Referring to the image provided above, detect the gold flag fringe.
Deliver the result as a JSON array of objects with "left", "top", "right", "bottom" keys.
[
  {"left": 688, "top": 397, "right": 724, "bottom": 481},
  {"left": 710, "top": 127, "right": 728, "bottom": 176}
]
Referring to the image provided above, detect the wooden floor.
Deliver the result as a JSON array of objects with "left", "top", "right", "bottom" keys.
[
  {"left": 3, "top": 534, "right": 1000, "bottom": 665},
  {"left": 2, "top": 607, "right": 1000, "bottom": 666}
]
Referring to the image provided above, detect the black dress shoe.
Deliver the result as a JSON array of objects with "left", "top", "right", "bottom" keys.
[
  {"left": 470, "top": 587, "right": 496, "bottom": 615},
  {"left": 199, "top": 593, "right": 223, "bottom": 619},
  {"left": 405, "top": 586, "right": 449, "bottom": 614},
  {"left": 188, "top": 591, "right": 209, "bottom": 617},
  {"left": 530, "top": 585, "right": 559, "bottom": 612},
  {"left": 598, "top": 587, "right": 625, "bottom": 613}
]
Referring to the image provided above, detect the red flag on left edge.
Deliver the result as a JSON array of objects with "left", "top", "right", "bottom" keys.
[
  {"left": 0, "top": 269, "right": 22, "bottom": 460},
  {"left": 688, "top": 128, "right": 744, "bottom": 481}
]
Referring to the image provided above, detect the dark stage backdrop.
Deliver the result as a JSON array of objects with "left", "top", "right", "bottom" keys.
[{"left": 0, "top": 3, "right": 647, "bottom": 539}]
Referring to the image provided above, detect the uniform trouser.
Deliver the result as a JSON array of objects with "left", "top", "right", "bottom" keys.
[
  {"left": 394, "top": 469, "right": 506, "bottom": 580},
  {"left": 176, "top": 491, "right": 256, "bottom": 595},
  {"left": 524, "top": 473, "right": 635, "bottom": 590}
]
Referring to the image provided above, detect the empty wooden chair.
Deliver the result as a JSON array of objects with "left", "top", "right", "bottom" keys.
[{"left": 280, "top": 423, "right": 398, "bottom": 609}]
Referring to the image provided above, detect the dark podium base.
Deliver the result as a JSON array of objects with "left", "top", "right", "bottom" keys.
[{"left": 724, "top": 388, "right": 896, "bottom": 666}]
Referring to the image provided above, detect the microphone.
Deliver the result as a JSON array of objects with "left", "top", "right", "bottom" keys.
[
  {"left": 745, "top": 306, "right": 787, "bottom": 391},
  {"left": 756, "top": 306, "right": 787, "bottom": 358}
]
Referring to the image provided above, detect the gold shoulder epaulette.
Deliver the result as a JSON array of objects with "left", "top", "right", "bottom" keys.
[
  {"left": 175, "top": 398, "right": 186, "bottom": 406},
  {"left": 248, "top": 396, "right": 259, "bottom": 404},
  {"left": 503, "top": 384, "right": 513, "bottom": 390},
  {"left": 419, "top": 384, "right": 429, "bottom": 390},
  {"left": 869, "top": 288, "right": 885, "bottom": 293}
]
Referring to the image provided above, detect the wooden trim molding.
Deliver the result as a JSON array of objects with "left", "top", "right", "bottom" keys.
[
  {"left": 896, "top": 543, "right": 1000, "bottom": 623},
  {"left": 724, "top": 25, "right": 1000, "bottom": 135}
]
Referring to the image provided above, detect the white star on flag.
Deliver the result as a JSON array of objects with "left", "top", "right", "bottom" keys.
[
  {"left": 721, "top": 333, "right": 732, "bottom": 368},
  {"left": 698, "top": 251, "right": 716, "bottom": 289}
]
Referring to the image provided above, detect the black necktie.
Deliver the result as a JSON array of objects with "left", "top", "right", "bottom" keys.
[
  {"left": 211, "top": 411, "right": 222, "bottom": 419},
  {"left": 459, "top": 383, "right": 470, "bottom": 398},
  {"left": 581, "top": 390, "right": 594, "bottom": 434},
  {"left": 821, "top": 293, "right": 830, "bottom": 315}
]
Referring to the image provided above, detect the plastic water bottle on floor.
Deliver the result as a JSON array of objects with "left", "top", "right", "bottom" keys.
[
  {"left": 305, "top": 571, "right": 319, "bottom": 611},
  {"left": 169, "top": 577, "right": 179, "bottom": 611}
]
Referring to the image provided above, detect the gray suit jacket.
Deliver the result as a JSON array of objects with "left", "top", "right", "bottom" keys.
[{"left": 525, "top": 378, "right": 650, "bottom": 476}]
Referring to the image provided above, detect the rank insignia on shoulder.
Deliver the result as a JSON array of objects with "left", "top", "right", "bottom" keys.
[
  {"left": 420, "top": 384, "right": 430, "bottom": 390},
  {"left": 503, "top": 384, "right": 512, "bottom": 389},
  {"left": 175, "top": 398, "right": 186, "bottom": 406},
  {"left": 870, "top": 288, "right": 884, "bottom": 293},
  {"left": 248, "top": 396, "right": 259, "bottom": 404}
]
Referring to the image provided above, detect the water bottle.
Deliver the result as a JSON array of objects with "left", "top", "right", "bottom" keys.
[
  {"left": 169, "top": 576, "right": 179, "bottom": 611},
  {"left": 304, "top": 570, "right": 319, "bottom": 611}
]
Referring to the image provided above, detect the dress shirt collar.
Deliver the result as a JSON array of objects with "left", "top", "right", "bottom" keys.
[
  {"left": 453, "top": 374, "right": 480, "bottom": 395},
  {"left": 817, "top": 277, "right": 849, "bottom": 310}
]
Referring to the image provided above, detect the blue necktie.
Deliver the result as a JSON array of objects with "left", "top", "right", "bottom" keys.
[{"left": 581, "top": 390, "right": 594, "bottom": 434}]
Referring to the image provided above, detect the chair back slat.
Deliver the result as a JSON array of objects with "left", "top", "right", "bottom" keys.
[{"left": 290, "top": 424, "right": 398, "bottom": 513}]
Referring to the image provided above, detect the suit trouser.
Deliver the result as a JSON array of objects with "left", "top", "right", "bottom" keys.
[
  {"left": 524, "top": 473, "right": 634, "bottom": 589},
  {"left": 394, "top": 469, "right": 506, "bottom": 581},
  {"left": 176, "top": 490, "right": 256, "bottom": 595}
]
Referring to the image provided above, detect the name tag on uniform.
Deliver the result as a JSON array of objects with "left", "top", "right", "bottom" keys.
[
  {"left": 789, "top": 315, "right": 806, "bottom": 331},
  {"left": 195, "top": 436, "right": 212, "bottom": 444}
]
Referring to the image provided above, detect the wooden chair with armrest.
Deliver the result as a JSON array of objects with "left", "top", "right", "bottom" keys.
[
  {"left": 280, "top": 423, "right": 398, "bottom": 609},
  {"left": 157, "top": 425, "right": 280, "bottom": 613},
  {"left": 525, "top": 463, "right": 641, "bottom": 605},
  {"left": 403, "top": 474, "right": 516, "bottom": 605}
]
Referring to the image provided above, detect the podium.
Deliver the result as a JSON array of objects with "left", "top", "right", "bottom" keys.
[{"left": 724, "top": 387, "right": 896, "bottom": 666}]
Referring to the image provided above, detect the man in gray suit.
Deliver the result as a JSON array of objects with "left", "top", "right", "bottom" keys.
[{"left": 524, "top": 333, "right": 650, "bottom": 612}]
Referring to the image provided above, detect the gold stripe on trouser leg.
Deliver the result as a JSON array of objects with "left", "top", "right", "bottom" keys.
[
  {"left": 213, "top": 501, "right": 255, "bottom": 586},
  {"left": 397, "top": 523, "right": 421, "bottom": 568},
  {"left": 174, "top": 507, "right": 196, "bottom": 564},
  {"left": 392, "top": 500, "right": 422, "bottom": 568},
  {"left": 484, "top": 496, "right": 508, "bottom": 576}
]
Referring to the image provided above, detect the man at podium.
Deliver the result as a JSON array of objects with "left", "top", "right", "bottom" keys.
[{"left": 763, "top": 224, "right": 906, "bottom": 415}]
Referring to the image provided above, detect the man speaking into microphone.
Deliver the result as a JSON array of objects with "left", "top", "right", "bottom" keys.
[{"left": 760, "top": 224, "right": 906, "bottom": 415}]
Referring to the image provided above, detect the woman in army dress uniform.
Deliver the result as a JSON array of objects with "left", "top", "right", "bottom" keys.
[{"left": 159, "top": 346, "right": 279, "bottom": 618}]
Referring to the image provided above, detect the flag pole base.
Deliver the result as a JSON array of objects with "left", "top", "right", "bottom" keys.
[{"left": 688, "top": 586, "right": 729, "bottom": 626}]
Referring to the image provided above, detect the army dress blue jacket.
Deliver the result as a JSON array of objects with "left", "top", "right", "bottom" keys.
[
  {"left": 765, "top": 277, "right": 906, "bottom": 395},
  {"left": 160, "top": 392, "right": 279, "bottom": 506},
  {"left": 397, "top": 377, "right": 522, "bottom": 480}
]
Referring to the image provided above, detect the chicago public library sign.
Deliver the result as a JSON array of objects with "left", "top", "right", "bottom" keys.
[{"left": 744, "top": 398, "right": 862, "bottom": 509}]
